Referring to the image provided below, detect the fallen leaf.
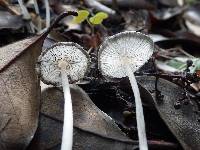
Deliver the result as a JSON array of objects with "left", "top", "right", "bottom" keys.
[
  {"left": 138, "top": 76, "right": 200, "bottom": 150},
  {"left": 29, "top": 85, "right": 139, "bottom": 150},
  {"left": 29, "top": 84, "right": 177, "bottom": 150},
  {"left": 0, "top": 11, "right": 78, "bottom": 150},
  {"left": 158, "top": 0, "right": 179, "bottom": 7},
  {"left": 97, "top": 0, "right": 155, "bottom": 9},
  {"left": 0, "top": 36, "right": 42, "bottom": 150},
  {"left": 0, "top": 11, "right": 24, "bottom": 31}
]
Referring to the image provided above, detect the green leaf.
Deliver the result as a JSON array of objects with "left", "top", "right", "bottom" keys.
[
  {"left": 73, "top": 10, "right": 89, "bottom": 24},
  {"left": 89, "top": 12, "right": 108, "bottom": 25},
  {"left": 95, "top": 12, "right": 108, "bottom": 19},
  {"left": 167, "top": 59, "right": 184, "bottom": 69},
  {"left": 89, "top": 16, "right": 102, "bottom": 25}
]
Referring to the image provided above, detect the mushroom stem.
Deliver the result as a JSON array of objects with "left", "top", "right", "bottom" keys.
[
  {"left": 125, "top": 64, "right": 148, "bottom": 150},
  {"left": 59, "top": 63, "right": 73, "bottom": 150}
]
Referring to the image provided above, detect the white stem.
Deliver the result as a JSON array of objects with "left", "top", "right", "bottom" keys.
[
  {"left": 125, "top": 64, "right": 148, "bottom": 150},
  {"left": 85, "top": 0, "right": 115, "bottom": 15},
  {"left": 33, "top": 0, "right": 42, "bottom": 32},
  {"left": 60, "top": 66, "right": 73, "bottom": 150},
  {"left": 18, "top": 0, "right": 36, "bottom": 33},
  {"left": 29, "top": 21, "right": 36, "bottom": 33},
  {"left": 18, "top": 0, "right": 31, "bottom": 20},
  {"left": 44, "top": 0, "right": 50, "bottom": 28},
  {"left": 33, "top": 0, "right": 40, "bottom": 15}
]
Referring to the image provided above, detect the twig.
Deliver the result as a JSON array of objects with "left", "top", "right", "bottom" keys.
[
  {"left": 44, "top": 0, "right": 50, "bottom": 29},
  {"left": 33, "top": 0, "right": 42, "bottom": 32},
  {"left": 18, "top": 0, "right": 35, "bottom": 33},
  {"left": 0, "top": 0, "right": 20, "bottom": 15},
  {"left": 17, "top": 0, "right": 31, "bottom": 20},
  {"left": 33, "top": 0, "right": 40, "bottom": 15},
  {"left": 84, "top": 0, "right": 116, "bottom": 15},
  {"left": 176, "top": 47, "right": 195, "bottom": 58}
]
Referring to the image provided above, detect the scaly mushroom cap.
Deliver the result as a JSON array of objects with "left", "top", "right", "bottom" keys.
[
  {"left": 37, "top": 42, "right": 89, "bottom": 86},
  {"left": 98, "top": 31, "right": 154, "bottom": 78}
]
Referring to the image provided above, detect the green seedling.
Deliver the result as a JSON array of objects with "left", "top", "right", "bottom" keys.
[
  {"left": 89, "top": 12, "right": 108, "bottom": 25},
  {"left": 72, "top": 10, "right": 90, "bottom": 24},
  {"left": 73, "top": 10, "right": 108, "bottom": 25}
]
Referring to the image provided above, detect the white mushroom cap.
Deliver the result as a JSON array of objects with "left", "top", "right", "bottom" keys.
[
  {"left": 37, "top": 42, "right": 89, "bottom": 86},
  {"left": 98, "top": 31, "right": 154, "bottom": 78}
]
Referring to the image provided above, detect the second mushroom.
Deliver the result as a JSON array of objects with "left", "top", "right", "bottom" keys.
[
  {"left": 98, "top": 31, "right": 154, "bottom": 150},
  {"left": 37, "top": 42, "right": 89, "bottom": 150}
]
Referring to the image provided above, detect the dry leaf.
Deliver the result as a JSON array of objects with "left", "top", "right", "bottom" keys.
[
  {"left": 0, "top": 35, "right": 44, "bottom": 150},
  {"left": 0, "top": 11, "right": 24, "bottom": 31},
  {"left": 0, "top": 11, "right": 78, "bottom": 150},
  {"left": 138, "top": 76, "right": 200, "bottom": 150},
  {"left": 28, "top": 85, "right": 138, "bottom": 150}
]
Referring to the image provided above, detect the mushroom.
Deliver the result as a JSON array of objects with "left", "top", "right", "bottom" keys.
[
  {"left": 98, "top": 31, "right": 154, "bottom": 150},
  {"left": 37, "top": 42, "right": 89, "bottom": 150}
]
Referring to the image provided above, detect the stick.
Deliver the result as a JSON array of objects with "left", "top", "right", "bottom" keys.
[
  {"left": 84, "top": 0, "right": 115, "bottom": 15},
  {"left": 44, "top": 0, "right": 50, "bottom": 28}
]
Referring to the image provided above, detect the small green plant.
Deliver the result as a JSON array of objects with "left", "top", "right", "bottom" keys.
[
  {"left": 72, "top": 10, "right": 90, "bottom": 23},
  {"left": 73, "top": 10, "right": 108, "bottom": 25},
  {"left": 89, "top": 12, "right": 108, "bottom": 25}
]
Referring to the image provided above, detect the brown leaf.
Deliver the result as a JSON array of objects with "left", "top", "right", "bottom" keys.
[
  {"left": 0, "top": 35, "right": 44, "bottom": 150},
  {"left": 0, "top": 36, "right": 39, "bottom": 71},
  {"left": 138, "top": 76, "right": 200, "bottom": 150},
  {"left": 0, "top": 11, "right": 78, "bottom": 150},
  {"left": 29, "top": 85, "right": 138, "bottom": 150}
]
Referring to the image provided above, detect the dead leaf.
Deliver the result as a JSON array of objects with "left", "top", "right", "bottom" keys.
[
  {"left": 122, "top": 10, "right": 150, "bottom": 31},
  {"left": 0, "top": 11, "right": 24, "bottom": 31},
  {"left": 29, "top": 85, "right": 139, "bottom": 150},
  {"left": 138, "top": 76, "right": 200, "bottom": 150},
  {"left": 29, "top": 84, "right": 177, "bottom": 150},
  {"left": 0, "top": 11, "right": 78, "bottom": 150},
  {"left": 158, "top": 0, "right": 179, "bottom": 7},
  {"left": 0, "top": 0, "right": 20, "bottom": 15},
  {"left": 97, "top": 0, "right": 155, "bottom": 10},
  {"left": 0, "top": 37, "right": 42, "bottom": 150}
]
